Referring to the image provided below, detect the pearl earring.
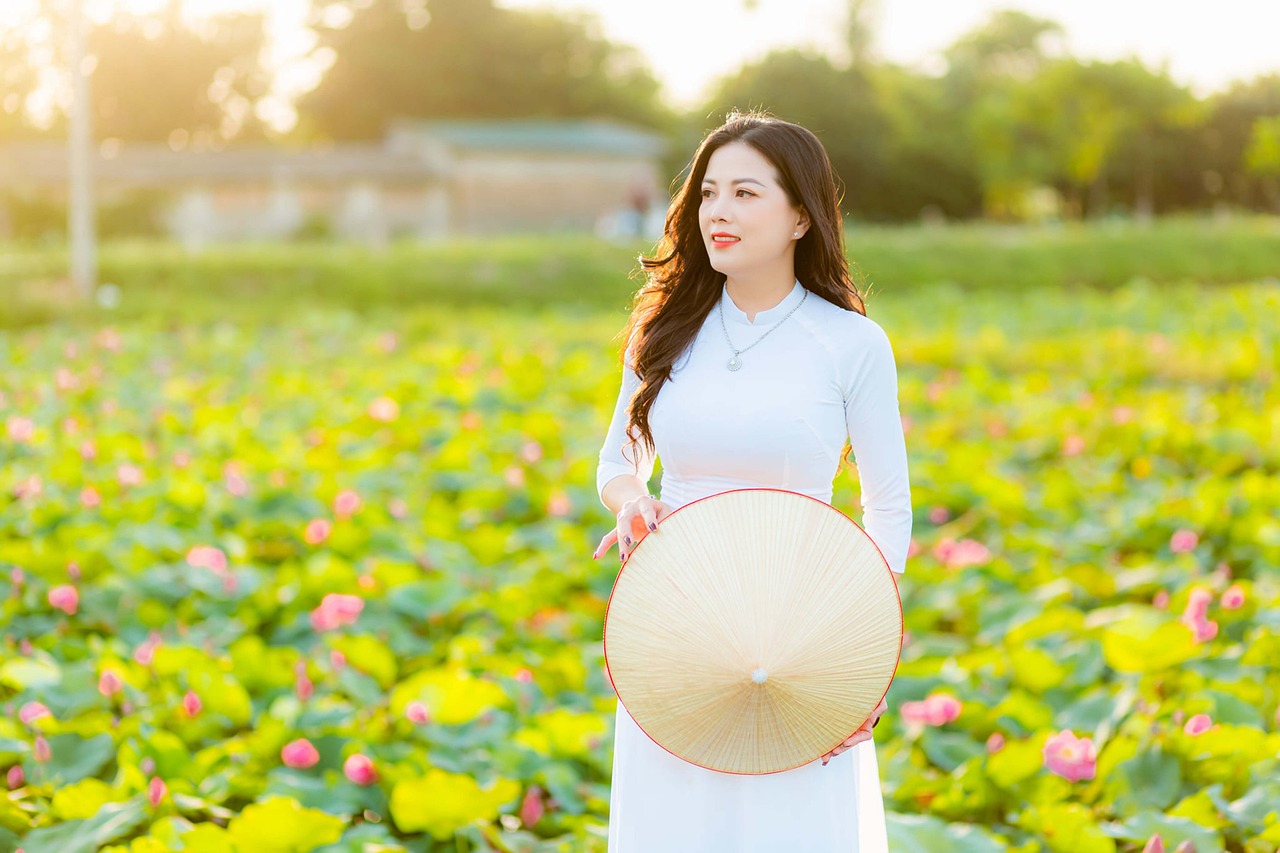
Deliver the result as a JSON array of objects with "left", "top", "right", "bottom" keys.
[{"left": 793, "top": 231, "right": 799, "bottom": 237}]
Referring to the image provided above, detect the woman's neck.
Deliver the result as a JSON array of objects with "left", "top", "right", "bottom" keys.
[{"left": 724, "top": 271, "right": 796, "bottom": 323}]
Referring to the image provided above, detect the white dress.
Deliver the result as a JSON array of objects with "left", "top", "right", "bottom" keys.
[{"left": 596, "top": 278, "right": 914, "bottom": 853}]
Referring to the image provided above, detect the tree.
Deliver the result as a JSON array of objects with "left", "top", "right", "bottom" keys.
[
  {"left": 698, "top": 50, "right": 895, "bottom": 221},
  {"left": 86, "top": 6, "right": 272, "bottom": 145},
  {"left": 293, "top": 0, "right": 674, "bottom": 141}
]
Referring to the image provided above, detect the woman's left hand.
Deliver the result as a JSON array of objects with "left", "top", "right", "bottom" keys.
[{"left": 820, "top": 696, "right": 887, "bottom": 766}]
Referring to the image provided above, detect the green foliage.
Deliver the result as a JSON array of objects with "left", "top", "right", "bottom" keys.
[{"left": 0, "top": 234, "right": 1278, "bottom": 849}]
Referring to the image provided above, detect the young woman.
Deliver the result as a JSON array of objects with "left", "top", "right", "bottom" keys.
[{"left": 591, "top": 110, "right": 913, "bottom": 851}]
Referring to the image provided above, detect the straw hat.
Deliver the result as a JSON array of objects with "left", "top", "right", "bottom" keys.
[{"left": 603, "top": 487, "right": 902, "bottom": 775}]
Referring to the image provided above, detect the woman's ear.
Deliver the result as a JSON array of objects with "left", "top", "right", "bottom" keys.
[{"left": 795, "top": 209, "right": 811, "bottom": 238}]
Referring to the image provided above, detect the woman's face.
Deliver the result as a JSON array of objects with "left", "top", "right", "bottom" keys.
[{"left": 698, "top": 141, "right": 808, "bottom": 279}]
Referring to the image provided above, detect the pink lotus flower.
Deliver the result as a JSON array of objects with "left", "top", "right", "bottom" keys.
[
  {"left": 309, "top": 593, "right": 364, "bottom": 632},
  {"left": 546, "top": 491, "right": 572, "bottom": 517},
  {"left": 182, "top": 691, "right": 202, "bottom": 717},
  {"left": 520, "top": 784, "right": 545, "bottom": 827},
  {"left": 330, "top": 649, "right": 347, "bottom": 670},
  {"left": 172, "top": 449, "right": 191, "bottom": 468},
  {"left": 282, "top": 738, "right": 319, "bottom": 769},
  {"left": 140, "top": 757, "right": 155, "bottom": 775},
  {"left": 1182, "top": 587, "right": 1212, "bottom": 623},
  {"left": 1062, "top": 434, "right": 1086, "bottom": 456},
  {"left": 6, "top": 765, "right": 24, "bottom": 789},
  {"left": 986, "top": 732, "right": 1005, "bottom": 753},
  {"left": 98, "top": 670, "right": 123, "bottom": 697},
  {"left": 147, "top": 776, "right": 167, "bottom": 806},
  {"left": 932, "top": 537, "right": 991, "bottom": 569},
  {"left": 55, "top": 367, "right": 77, "bottom": 391},
  {"left": 186, "top": 545, "right": 228, "bottom": 573},
  {"left": 79, "top": 486, "right": 101, "bottom": 508},
  {"left": 1188, "top": 618, "right": 1218, "bottom": 643},
  {"left": 927, "top": 505, "right": 950, "bottom": 524},
  {"left": 333, "top": 489, "right": 362, "bottom": 519},
  {"left": 1172, "top": 842, "right": 1196, "bottom": 853},
  {"left": 343, "top": 753, "right": 378, "bottom": 785},
  {"left": 224, "top": 473, "right": 249, "bottom": 496},
  {"left": 304, "top": 518, "right": 331, "bottom": 545},
  {"left": 900, "top": 693, "right": 962, "bottom": 727},
  {"left": 9, "top": 566, "right": 24, "bottom": 587},
  {"left": 19, "top": 702, "right": 52, "bottom": 726},
  {"left": 520, "top": 440, "right": 543, "bottom": 464},
  {"left": 1143, "top": 833, "right": 1165, "bottom": 853},
  {"left": 1220, "top": 584, "right": 1245, "bottom": 610},
  {"left": 514, "top": 668, "right": 534, "bottom": 684},
  {"left": 377, "top": 331, "right": 399, "bottom": 352},
  {"left": 503, "top": 466, "right": 525, "bottom": 488},
  {"left": 80, "top": 439, "right": 97, "bottom": 460},
  {"left": 48, "top": 584, "right": 78, "bottom": 615},
  {"left": 1111, "top": 405, "right": 1134, "bottom": 424},
  {"left": 1042, "top": 730, "right": 1096, "bottom": 782},
  {"left": 406, "top": 701, "right": 431, "bottom": 724},
  {"left": 388, "top": 497, "right": 408, "bottom": 519},
  {"left": 1170, "top": 529, "right": 1199, "bottom": 553},
  {"left": 133, "top": 631, "right": 163, "bottom": 666},
  {"left": 13, "top": 474, "right": 42, "bottom": 501},
  {"left": 295, "top": 663, "right": 314, "bottom": 701},
  {"left": 33, "top": 734, "right": 51, "bottom": 762},
  {"left": 1184, "top": 713, "right": 1213, "bottom": 736},
  {"left": 117, "top": 464, "right": 144, "bottom": 487},
  {"left": 7, "top": 416, "right": 35, "bottom": 443},
  {"left": 1152, "top": 589, "right": 1170, "bottom": 609},
  {"left": 367, "top": 397, "right": 399, "bottom": 422}
]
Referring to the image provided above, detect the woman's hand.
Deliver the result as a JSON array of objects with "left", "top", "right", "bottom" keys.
[
  {"left": 821, "top": 696, "right": 887, "bottom": 766},
  {"left": 592, "top": 494, "right": 669, "bottom": 563}
]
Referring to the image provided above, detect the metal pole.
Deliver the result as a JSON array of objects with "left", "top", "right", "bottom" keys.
[{"left": 69, "top": 0, "right": 96, "bottom": 300}]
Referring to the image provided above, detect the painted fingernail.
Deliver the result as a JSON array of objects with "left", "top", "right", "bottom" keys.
[
  {"left": 624, "top": 536, "right": 632, "bottom": 545},
  {"left": 648, "top": 522, "right": 657, "bottom": 531}
]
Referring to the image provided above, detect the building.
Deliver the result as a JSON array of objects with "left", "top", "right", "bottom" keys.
[{"left": 0, "top": 117, "right": 668, "bottom": 247}]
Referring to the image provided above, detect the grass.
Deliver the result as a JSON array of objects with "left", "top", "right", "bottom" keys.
[{"left": 1, "top": 212, "right": 1278, "bottom": 330}]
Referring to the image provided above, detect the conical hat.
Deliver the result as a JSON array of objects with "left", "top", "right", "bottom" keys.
[{"left": 603, "top": 488, "right": 902, "bottom": 775}]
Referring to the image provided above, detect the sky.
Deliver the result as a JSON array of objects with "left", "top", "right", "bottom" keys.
[{"left": 3, "top": 0, "right": 1278, "bottom": 132}]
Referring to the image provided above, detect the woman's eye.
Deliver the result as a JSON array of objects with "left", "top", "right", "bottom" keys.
[{"left": 737, "top": 189, "right": 753, "bottom": 197}]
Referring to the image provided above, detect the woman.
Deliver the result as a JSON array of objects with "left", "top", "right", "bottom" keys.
[{"left": 592, "top": 110, "right": 913, "bottom": 852}]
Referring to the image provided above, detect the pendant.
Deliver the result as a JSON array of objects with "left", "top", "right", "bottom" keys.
[{"left": 727, "top": 355, "right": 742, "bottom": 371}]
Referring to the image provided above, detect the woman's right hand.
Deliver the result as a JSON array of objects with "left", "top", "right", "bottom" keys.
[{"left": 592, "top": 493, "right": 669, "bottom": 563}]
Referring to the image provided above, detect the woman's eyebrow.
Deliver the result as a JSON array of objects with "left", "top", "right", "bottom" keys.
[{"left": 701, "top": 178, "right": 767, "bottom": 187}]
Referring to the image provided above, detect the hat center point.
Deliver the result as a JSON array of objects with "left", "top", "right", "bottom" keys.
[{"left": 751, "top": 667, "right": 768, "bottom": 684}]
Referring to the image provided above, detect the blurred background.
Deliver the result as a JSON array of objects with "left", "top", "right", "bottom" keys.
[{"left": 2, "top": 0, "right": 1279, "bottom": 249}]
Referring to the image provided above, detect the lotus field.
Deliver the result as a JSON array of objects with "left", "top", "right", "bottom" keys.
[{"left": 1, "top": 265, "right": 1278, "bottom": 853}]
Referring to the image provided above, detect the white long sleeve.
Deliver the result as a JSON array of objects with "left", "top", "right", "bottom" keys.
[
  {"left": 841, "top": 322, "right": 913, "bottom": 575},
  {"left": 596, "top": 346, "right": 656, "bottom": 507}
]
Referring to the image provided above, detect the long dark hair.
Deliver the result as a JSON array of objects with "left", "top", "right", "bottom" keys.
[{"left": 617, "top": 109, "right": 869, "bottom": 471}]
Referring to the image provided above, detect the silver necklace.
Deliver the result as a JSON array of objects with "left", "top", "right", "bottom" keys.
[{"left": 718, "top": 287, "right": 808, "bottom": 371}]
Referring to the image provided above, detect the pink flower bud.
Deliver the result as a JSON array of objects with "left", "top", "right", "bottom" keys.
[
  {"left": 33, "top": 734, "right": 51, "bottom": 762},
  {"left": 1142, "top": 834, "right": 1165, "bottom": 853},
  {"left": 1184, "top": 713, "right": 1213, "bottom": 736},
  {"left": 406, "top": 701, "right": 430, "bottom": 724},
  {"left": 520, "top": 785, "right": 545, "bottom": 827},
  {"left": 147, "top": 776, "right": 167, "bottom": 807},
  {"left": 1220, "top": 584, "right": 1245, "bottom": 610},
  {"left": 98, "top": 670, "right": 122, "bottom": 697},
  {"left": 182, "top": 691, "right": 202, "bottom": 717},
  {"left": 1169, "top": 529, "right": 1198, "bottom": 553},
  {"left": 281, "top": 738, "right": 320, "bottom": 769},
  {"left": 1042, "top": 729, "right": 1096, "bottom": 782},
  {"left": 343, "top": 753, "right": 378, "bottom": 786},
  {"left": 7, "top": 765, "right": 25, "bottom": 789},
  {"left": 19, "top": 702, "right": 52, "bottom": 727},
  {"left": 48, "top": 584, "right": 79, "bottom": 615},
  {"left": 304, "top": 518, "right": 331, "bottom": 545}
]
